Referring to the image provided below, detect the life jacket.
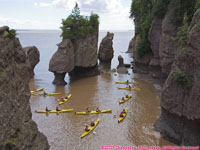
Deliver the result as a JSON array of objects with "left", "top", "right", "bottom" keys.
[
  {"left": 91, "top": 122, "right": 95, "bottom": 126},
  {"left": 120, "top": 114, "right": 123, "bottom": 117},
  {"left": 126, "top": 95, "right": 128, "bottom": 98},
  {"left": 85, "top": 128, "right": 89, "bottom": 131}
]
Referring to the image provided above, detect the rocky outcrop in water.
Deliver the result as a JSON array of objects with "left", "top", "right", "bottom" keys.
[
  {"left": 23, "top": 46, "right": 40, "bottom": 78},
  {"left": 69, "top": 29, "right": 99, "bottom": 77},
  {"left": 98, "top": 32, "right": 114, "bottom": 63},
  {"left": 126, "top": 37, "right": 135, "bottom": 53},
  {"left": 0, "top": 28, "right": 49, "bottom": 149},
  {"left": 117, "top": 55, "right": 128, "bottom": 74},
  {"left": 49, "top": 29, "right": 99, "bottom": 84},
  {"left": 49, "top": 40, "right": 74, "bottom": 85},
  {"left": 154, "top": 7, "right": 200, "bottom": 145}
]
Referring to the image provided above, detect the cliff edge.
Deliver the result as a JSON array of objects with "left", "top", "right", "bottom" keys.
[{"left": 0, "top": 28, "right": 49, "bottom": 150}]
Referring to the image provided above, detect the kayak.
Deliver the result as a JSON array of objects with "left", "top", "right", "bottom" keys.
[
  {"left": 119, "top": 94, "right": 132, "bottom": 104},
  {"left": 117, "top": 87, "right": 141, "bottom": 91},
  {"left": 58, "top": 94, "right": 72, "bottom": 105},
  {"left": 116, "top": 81, "right": 136, "bottom": 84},
  {"left": 81, "top": 118, "right": 100, "bottom": 138},
  {"left": 90, "top": 109, "right": 112, "bottom": 114},
  {"left": 31, "top": 88, "right": 44, "bottom": 94},
  {"left": 32, "top": 93, "right": 61, "bottom": 96},
  {"left": 118, "top": 107, "right": 128, "bottom": 123},
  {"left": 35, "top": 109, "right": 73, "bottom": 113},
  {"left": 75, "top": 109, "right": 112, "bottom": 115}
]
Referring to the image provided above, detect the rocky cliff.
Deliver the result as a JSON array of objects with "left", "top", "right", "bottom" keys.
[
  {"left": 155, "top": 7, "right": 200, "bottom": 145},
  {"left": 49, "top": 28, "right": 99, "bottom": 85},
  {"left": 130, "top": 0, "right": 200, "bottom": 145},
  {"left": 0, "top": 29, "right": 49, "bottom": 149}
]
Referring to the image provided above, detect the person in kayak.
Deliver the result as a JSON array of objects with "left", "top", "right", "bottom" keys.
[
  {"left": 96, "top": 107, "right": 100, "bottom": 112},
  {"left": 45, "top": 107, "right": 50, "bottom": 112},
  {"left": 60, "top": 98, "right": 65, "bottom": 102},
  {"left": 126, "top": 80, "right": 129, "bottom": 83},
  {"left": 86, "top": 108, "right": 90, "bottom": 113},
  {"left": 120, "top": 113, "right": 124, "bottom": 117},
  {"left": 126, "top": 95, "right": 129, "bottom": 98},
  {"left": 43, "top": 91, "right": 47, "bottom": 96},
  {"left": 128, "top": 85, "right": 131, "bottom": 89},
  {"left": 85, "top": 126, "right": 90, "bottom": 132},
  {"left": 122, "top": 109, "right": 126, "bottom": 114},
  {"left": 56, "top": 106, "right": 60, "bottom": 111},
  {"left": 121, "top": 97, "right": 125, "bottom": 100},
  {"left": 90, "top": 121, "right": 95, "bottom": 126}
]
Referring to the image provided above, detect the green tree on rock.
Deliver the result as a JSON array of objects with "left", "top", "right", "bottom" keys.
[{"left": 60, "top": 3, "right": 99, "bottom": 40}]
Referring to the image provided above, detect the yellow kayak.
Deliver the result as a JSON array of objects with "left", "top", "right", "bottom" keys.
[
  {"left": 81, "top": 118, "right": 100, "bottom": 138},
  {"left": 58, "top": 94, "right": 72, "bottom": 105},
  {"left": 90, "top": 109, "right": 112, "bottom": 114},
  {"left": 31, "top": 88, "right": 44, "bottom": 94},
  {"left": 117, "top": 87, "right": 141, "bottom": 91},
  {"left": 32, "top": 93, "right": 61, "bottom": 96},
  {"left": 116, "top": 81, "right": 136, "bottom": 84},
  {"left": 75, "top": 109, "right": 112, "bottom": 115},
  {"left": 118, "top": 107, "right": 128, "bottom": 123},
  {"left": 35, "top": 109, "right": 73, "bottom": 113},
  {"left": 119, "top": 94, "right": 132, "bottom": 104}
]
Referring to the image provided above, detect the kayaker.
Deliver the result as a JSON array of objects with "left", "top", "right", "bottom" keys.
[
  {"left": 96, "top": 107, "right": 100, "bottom": 112},
  {"left": 43, "top": 91, "right": 47, "bottom": 96},
  {"left": 128, "top": 85, "right": 131, "bottom": 89},
  {"left": 126, "top": 80, "right": 129, "bottom": 83},
  {"left": 122, "top": 97, "right": 125, "bottom": 100},
  {"left": 90, "top": 121, "right": 95, "bottom": 126},
  {"left": 60, "top": 98, "right": 65, "bottom": 102},
  {"left": 86, "top": 108, "right": 90, "bottom": 113},
  {"left": 64, "top": 96, "right": 68, "bottom": 99},
  {"left": 45, "top": 107, "right": 50, "bottom": 112},
  {"left": 56, "top": 106, "right": 60, "bottom": 111},
  {"left": 85, "top": 126, "right": 90, "bottom": 132},
  {"left": 126, "top": 95, "right": 129, "bottom": 98},
  {"left": 120, "top": 113, "right": 124, "bottom": 117},
  {"left": 122, "top": 109, "right": 126, "bottom": 114}
]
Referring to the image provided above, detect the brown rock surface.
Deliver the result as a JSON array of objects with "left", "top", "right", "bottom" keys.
[
  {"left": 117, "top": 55, "right": 128, "bottom": 74},
  {"left": 98, "top": 32, "right": 114, "bottom": 63},
  {"left": 155, "top": 8, "right": 200, "bottom": 145},
  {"left": 159, "top": 6, "right": 178, "bottom": 76},
  {"left": 49, "top": 40, "right": 74, "bottom": 85},
  {"left": 23, "top": 46, "right": 40, "bottom": 78},
  {"left": 0, "top": 36, "right": 49, "bottom": 149},
  {"left": 126, "top": 37, "right": 135, "bottom": 53}
]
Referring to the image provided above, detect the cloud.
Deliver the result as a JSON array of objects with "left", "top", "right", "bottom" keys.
[
  {"left": 0, "top": 16, "right": 59, "bottom": 29},
  {"left": 36, "top": 0, "right": 127, "bottom": 14}
]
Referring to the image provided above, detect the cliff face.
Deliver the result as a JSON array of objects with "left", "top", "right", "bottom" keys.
[
  {"left": 130, "top": 0, "right": 200, "bottom": 145},
  {"left": 155, "top": 8, "right": 200, "bottom": 145},
  {"left": 0, "top": 36, "right": 49, "bottom": 149}
]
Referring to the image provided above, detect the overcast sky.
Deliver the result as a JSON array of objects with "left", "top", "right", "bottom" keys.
[{"left": 0, "top": 0, "right": 134, "bottom": 30}]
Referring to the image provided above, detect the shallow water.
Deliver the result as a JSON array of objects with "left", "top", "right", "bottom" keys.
[{"left": 17, "top": 31, "right": 173, "bottom": 150}]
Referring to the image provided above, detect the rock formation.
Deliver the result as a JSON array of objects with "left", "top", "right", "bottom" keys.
[
  {"left": 0, "top": 27, "right": 49, "bottom": 149},
  {"left": 132, "top": 2, "right": 179, "bottom": 78},
  {"left": 69, "top": 29, "right": 99, "bottom": 77},
  {"left": 154, "top": 7, "right": 200, "bottom": 145},
  {"left": 23, "top": 46, "right": 40, "bottom": 78},
  {"left": 49, "top": 40, "right": 74, "bottom": 85},
  {"left": 117, "top": 55, "right": 128, "bottom": 74},
  {"left": 49, "top": 29, "right": 99, "bottom": 85},
  {"left": 98, "top": 32, "right": 114, "bottom": 63},
  {"left": 126, "top": 37, "right": 135, "bottom": 53}
]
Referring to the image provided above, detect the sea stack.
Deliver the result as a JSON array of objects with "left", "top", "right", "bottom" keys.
[
  {"left": 98, "top": 32, "right": 114, "bottom": 63},
  {"left": 23, "top": 46, "right": 40, "bottom": 78},
  {"left": 49, "top": 40, "right": 74, "bottom": 85}
]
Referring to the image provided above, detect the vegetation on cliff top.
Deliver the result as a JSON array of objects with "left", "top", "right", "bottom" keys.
[
  {"left": 2, "top": 29, "right": 16, "bottom": 39},
  {"left": 60, "top": 3, "right": 99, "bottom": 40},
  {"left": 130, "top": 0, "right": 200, "bottom": 57}
]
